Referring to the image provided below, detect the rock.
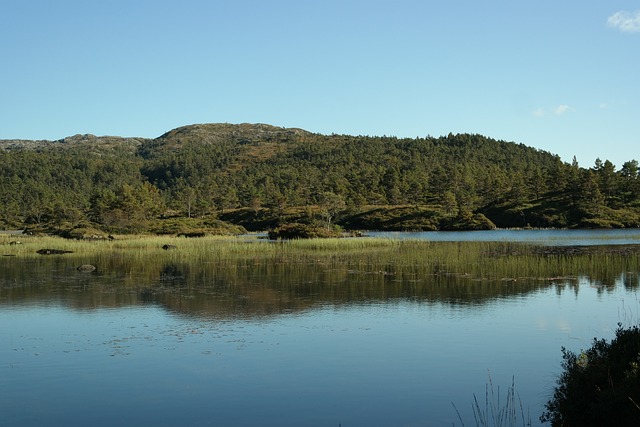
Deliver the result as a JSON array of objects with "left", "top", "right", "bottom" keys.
[
  {"left": 36, "top": 249, "right": 74, "bottom": 255},
  {"left": 77, "top": 264, "right": 96, "bottom": 272}
]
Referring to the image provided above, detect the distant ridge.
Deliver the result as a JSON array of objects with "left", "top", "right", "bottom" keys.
[
  {"left": 156, "top": 123, "right": 311, "bottom": 141},
  {"left": 0, "top": 133, "right": 149, "bottom": 152},
  {"left": 0, "top": 123, "right": 317, "bottom": 153}
]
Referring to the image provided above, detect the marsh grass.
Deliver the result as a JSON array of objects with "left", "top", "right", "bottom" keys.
[
  {"left": 1, "top": 234, "right": 639, "bottom": 324},
  {"left": 1, "top": 235, "right": 639, "bottom": 287}
]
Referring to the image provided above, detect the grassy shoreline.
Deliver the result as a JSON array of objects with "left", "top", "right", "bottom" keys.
[{"left": 2, "top": 234, "right": 639, "bottom": 286}]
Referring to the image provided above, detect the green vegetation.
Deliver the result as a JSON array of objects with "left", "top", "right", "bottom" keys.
[
  {"left": 541, "top": 323, "right": 640, "bottom": 426},
  {"left": 2, "top": 234, "right": 638, "bottom": 297},
  {"left": 267, "top": 223, "right": 346, "bottom": 239},
  {"left": 1, "top": 123, "right": 639, "bottom": 234}
]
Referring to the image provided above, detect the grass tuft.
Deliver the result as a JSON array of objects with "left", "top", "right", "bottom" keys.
[{"left": 453, "top": 372, "right": 531, "bottom": 427}]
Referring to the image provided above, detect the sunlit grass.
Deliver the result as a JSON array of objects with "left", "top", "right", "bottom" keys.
[
  {"left": 1, "top": 233, "right": 411, "bottom": 260},
  {"left": 1, "top": 234, "right": 639, "bottom": 287}
]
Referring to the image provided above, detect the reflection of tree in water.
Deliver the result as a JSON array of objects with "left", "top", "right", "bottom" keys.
[
  {"left": 138, "top": 287, "right": 155, "bottom": 304},
  {"left": 148, "top": 265, "right": 564, "bottom": 319},
  {"left": 138, "top": 263, "right": 188, "bottom": 304},
  {"left": 160, "top": 263, "right": 186, "bottom": 286},
  {"left": 623, "top": 272, "right": 639, "bottom": 291}
]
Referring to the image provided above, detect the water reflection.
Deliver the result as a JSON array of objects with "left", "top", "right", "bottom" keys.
[
  {"left": 1, "top": 244, "right": 638, "bottom": 319},
  {"left": 367, "top": 228, "right": 640, "bottom": 246},
  {"left": 2, "top": 282, "right": 637, "bottom": 427}
]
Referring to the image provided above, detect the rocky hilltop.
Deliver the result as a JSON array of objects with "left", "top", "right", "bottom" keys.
[
  {"left": 0, "top": 133, "right": 149, "bottom": 153},
  {"left": 137, "top": 123, "right": 311, "bottom": 159},
  {"left": 0, "top": 123, "right": 309, "bottom": 153}
]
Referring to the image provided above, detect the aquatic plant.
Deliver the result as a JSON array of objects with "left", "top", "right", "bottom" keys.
[{"left": 453, "top": 373, "right": 531, "bottom": 427}]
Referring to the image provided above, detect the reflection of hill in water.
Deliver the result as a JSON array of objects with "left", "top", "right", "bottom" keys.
[{"left": 1, "top": 245, "right": 638, "bottom": 318}]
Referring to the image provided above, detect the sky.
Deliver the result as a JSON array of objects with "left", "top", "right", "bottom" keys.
[{"left": 1, "top": 1, "right": 639, "bottom": 168}]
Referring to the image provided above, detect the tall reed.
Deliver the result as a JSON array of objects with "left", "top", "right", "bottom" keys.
[{"left": 453, "top": 373, "right": 531, "bottom": 427}]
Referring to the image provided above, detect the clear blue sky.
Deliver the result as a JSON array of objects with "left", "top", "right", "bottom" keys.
[{"left": 1, "top": 1, "right": 638, "bottom": 168}]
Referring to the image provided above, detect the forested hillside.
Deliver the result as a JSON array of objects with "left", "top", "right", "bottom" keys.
[{"left": 1, "top": 123, "right": 639, "bottom": 235}]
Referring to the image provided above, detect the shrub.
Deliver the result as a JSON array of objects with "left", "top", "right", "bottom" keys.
[
  {"left": 59, "top": 226, "right": 108, "bottom": 240},
  {"left": 541, "top": 323, "right": 640, "bottom": 426},
  {"left": 267, "top": 223, "right": 343, "bottom": 240},
  {"left": 441, "top": 213, "right": 496, "bottom": 231},
  {"left": 147, "top": 217, "right": 246, "bottom": 236}
]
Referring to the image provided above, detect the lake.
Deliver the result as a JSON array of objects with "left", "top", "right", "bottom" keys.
[
  {"left": 365, "top": 228, "right": 640, "bottom": 246},
  {"left": 1, "top": 230, "right": 639, "bottom": 426}
]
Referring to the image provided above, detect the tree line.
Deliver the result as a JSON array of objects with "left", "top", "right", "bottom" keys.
[{"left": 1, "top": 123, "right": 639, "bottom": 233}]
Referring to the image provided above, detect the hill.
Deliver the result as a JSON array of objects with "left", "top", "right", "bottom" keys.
[
  {"left": 0, "top": 133, "right": 148, "bottom": 153},
  {"left": 1, "top": 123, "right": 639, "bottom": 234}
]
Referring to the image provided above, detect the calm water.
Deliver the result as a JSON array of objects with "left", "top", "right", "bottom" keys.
[
  {"left": 1, "top": 230, "right": 640, "bottom": 426},
  {"left": 366, "top": 228, "right": 640, "bottom": 246}
]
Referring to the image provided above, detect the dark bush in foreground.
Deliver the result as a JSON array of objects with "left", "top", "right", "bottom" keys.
[{"left": 541, "top": 323, "right": 640, "bottom": 426}]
